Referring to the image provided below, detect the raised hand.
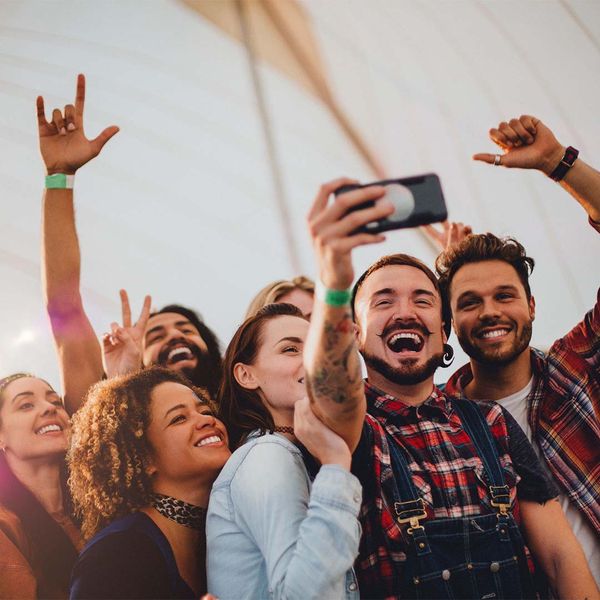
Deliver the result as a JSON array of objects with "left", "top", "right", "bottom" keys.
[
  {"left": 102, "top": 290, "right": 151, "bottom": 378},
  {"left": 473, "top": 115, "right": 565, "bottom": 176},
  {"left": 294, "top": 397, "right": 352, "bottom": 470},
  {"left": 423, "top": 220, "right": 472, "bottom": 252},
  {"left": 37, "top": 73, "right": 119, "bottom": 175},
  {"left": 307, "top": 178, "right": 393, "bottom": 290}
]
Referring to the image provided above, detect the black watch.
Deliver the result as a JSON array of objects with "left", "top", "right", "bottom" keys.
[{"left": 549, "top": 146, "right": 579, "bottom": 182}]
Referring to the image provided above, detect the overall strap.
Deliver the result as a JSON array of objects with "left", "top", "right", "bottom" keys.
[
  {"left": 386, "top": 432, "right": 427, "bottom": 532},
  {"left": 451, "top": 399, "right": 511, "bottom": 514}
]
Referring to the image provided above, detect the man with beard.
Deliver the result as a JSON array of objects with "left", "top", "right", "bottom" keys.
[
  {"left": 438, "top": 114, "right": 600, "bottom": 586},
  {"left": 303, "top": 178, "right": 597, "bottom": 599},
  {"left": 38, "top": 75, "right": 222, "bottom": 414}
]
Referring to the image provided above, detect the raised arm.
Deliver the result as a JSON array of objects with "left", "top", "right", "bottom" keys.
[
  {"left": 39, "top": 74, "right": 119, "bottom": 413},
  {"left": 473, "top": 114, "right": 600, "bottom": 224},
  {"left": 304, "top": 179, "right": 392, "bottom": 451}
]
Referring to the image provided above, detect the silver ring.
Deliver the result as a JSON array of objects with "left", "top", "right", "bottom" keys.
[{"left": 494, "top": 154, "right": 502, "bottom": 166}]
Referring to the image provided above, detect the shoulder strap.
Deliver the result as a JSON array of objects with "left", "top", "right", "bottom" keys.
[{"left": 451, "top": 399, "right": 511, "bottom": 510}]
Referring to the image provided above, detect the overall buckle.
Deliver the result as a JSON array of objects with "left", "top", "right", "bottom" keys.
[
  {"left": 394, "top": 498, "right": 427, "bottom": 534},
  {"left": 489, "top": 485, "right": 511, "bottom": 516}
]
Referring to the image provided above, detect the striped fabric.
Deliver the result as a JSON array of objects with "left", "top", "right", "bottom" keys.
[
  {"left": 353, "top": 382, "right": 523, "bottom": 599},
  {"left": 445, "top": 288, "right": 600, "bottom": 535}
]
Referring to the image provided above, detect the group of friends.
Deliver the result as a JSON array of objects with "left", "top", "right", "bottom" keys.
[{"left": 0, "top": 74, "right": 598, "bottom": 600}]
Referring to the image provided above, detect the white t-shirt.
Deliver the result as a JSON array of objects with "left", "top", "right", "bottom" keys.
[{"left": 497, "top": 378, "right": 600, "bottom": 588}]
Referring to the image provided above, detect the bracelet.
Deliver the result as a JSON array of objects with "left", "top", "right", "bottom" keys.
[
  {"left": 549, "top": 146, "right": 578, "bottom": 182},
  {"left": 45, "top": 173, "right": 75, "bottom": 189},
  {"left": 315, "top": 280, "right": 352, "bottom": 307}
]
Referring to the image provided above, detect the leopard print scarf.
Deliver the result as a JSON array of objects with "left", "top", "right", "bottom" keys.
[{"left": 151, "top": 493, "right": 206, "bottom": 530}]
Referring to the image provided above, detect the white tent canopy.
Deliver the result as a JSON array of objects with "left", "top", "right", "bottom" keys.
[{"left": 1, "top": 0, "right": 599, "bottom": 386}]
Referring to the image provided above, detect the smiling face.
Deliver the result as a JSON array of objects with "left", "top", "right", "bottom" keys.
[
  {"left": 143, "top": 312, "right": 209, "bottom": 372},
  {"left": 234, "top": 315, "right": 307, "bottom": 422},
  {"left": 355, "top": 265, "right": 446, "bottom": 386},
  {"left": 450, "top": 260, "right": 534, "bottom": 365},
  {"left": 0, "top": 376, "right": 70, "bottom": 462},
  {"left": 145, "top": 382, "right": 230, "bottom": 491}
]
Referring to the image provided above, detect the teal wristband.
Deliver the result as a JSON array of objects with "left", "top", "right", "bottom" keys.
[
  {"left": 45, "top": 173, "right": 75, "bottom": 189},
  {"left": 315, "top": 280, "right": 352, "bottom": 307}
]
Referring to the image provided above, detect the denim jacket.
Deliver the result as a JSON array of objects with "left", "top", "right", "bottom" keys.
[{"left": 206, "top": 432, "right": 362, "bottom": 600}]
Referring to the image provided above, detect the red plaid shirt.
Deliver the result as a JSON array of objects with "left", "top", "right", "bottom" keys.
[
  {"left": 445, "top": 288, "right": 600, "bottom": 535},
  {"left": 353, "top": 382, "right": 522, "bottom": 599}
]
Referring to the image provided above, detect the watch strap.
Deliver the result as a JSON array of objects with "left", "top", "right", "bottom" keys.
[{"left": 549, "top": 146, "right": 579, "bottom": 182}]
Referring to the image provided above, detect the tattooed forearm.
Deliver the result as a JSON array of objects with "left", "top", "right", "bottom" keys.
[{"left": 305, "top": 310, "right": 363, "bottom": 405}]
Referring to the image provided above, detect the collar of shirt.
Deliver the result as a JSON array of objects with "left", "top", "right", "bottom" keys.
[
  {"left": 364, "top": 379, "right": 452, "bottom": 424},
  {"left": 445, "top": 348, "right": 544, "bottom": 397}
]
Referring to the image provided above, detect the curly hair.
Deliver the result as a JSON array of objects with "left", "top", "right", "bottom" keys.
[
  {"left": 435, "top": 233, "right": 535, "bottom": 302},
  {"left": 68, "top": 367, "right": 215, "bottom": 540},
  {"left": 245, "top": 276, "right": 315, "bottom": 319},
  {"left": 219, "top": 303, "right": 307, "bottom": 450}
]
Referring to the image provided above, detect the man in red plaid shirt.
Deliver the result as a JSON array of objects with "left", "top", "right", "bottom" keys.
[
  {"left": 437, "top": 115, "right": 600, "bottom": 588},
  {"left": 303, "top": 141, "right": 598, "bottom": 596}
]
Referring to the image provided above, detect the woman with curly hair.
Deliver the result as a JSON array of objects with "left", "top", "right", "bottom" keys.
[
  {"left": 68, "top": 367, "right": 230, "bottom": 599},
  {"left": 245, "top": 275, "right": 315, "bottom": 318},
  {"left": 0, "top": 373, "right": 81, "bottom": 599},
  {"left": 207, "top": 303, "right": 362, "bottom": 599}
]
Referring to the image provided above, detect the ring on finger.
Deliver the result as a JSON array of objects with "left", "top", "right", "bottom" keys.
[{"left": 494, "top": 154, "right": 502, "bottom": 166}]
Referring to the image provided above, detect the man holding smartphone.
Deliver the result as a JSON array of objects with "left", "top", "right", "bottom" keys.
[
  {"left": 438, "top": 115, "right": 600, "bottom": 587},
  {"left": 303, "top": 175, "right": 598, "bottom": 598}
]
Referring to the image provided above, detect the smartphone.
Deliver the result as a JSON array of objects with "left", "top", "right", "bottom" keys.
[{"left": 335, "top": 173, "right": 447, "bottom": 234}]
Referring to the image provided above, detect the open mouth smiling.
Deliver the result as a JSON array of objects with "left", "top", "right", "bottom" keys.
[
  {"left": 194, "top": 433, "right": 223, "bottom": 448},
  {"left": 35, "top": 423, "right": 64, "bottom": 435},
  {"left": 159, "top": 343, "right": 197, "bottom": 366},
  {"left": 476, "top": 326, "right": 512, "bottom": 341},
  {"left": 386, "top": 332, "right": 425, "bottom": 353}
]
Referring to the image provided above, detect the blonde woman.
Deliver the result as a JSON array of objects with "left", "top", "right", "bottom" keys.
[
  {"left": 245, "top": 275, "right": 315, "bottom": 318},
  {"left": 68, "top": 368, "right": 230, "bottom": 599}
]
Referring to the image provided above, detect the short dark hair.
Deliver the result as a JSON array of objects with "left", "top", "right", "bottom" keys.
[
  {"left": 352, "top": 253, "right": 451, "bottom": 338},
  {"left": 218, "top": 303, "right": 307, "bottom": 450},
  {"left": 435, "top": 233, "right": 535, "bottom": 303},
  {"left": 150, "top": 304, "right": 222, "bottom": 399}
]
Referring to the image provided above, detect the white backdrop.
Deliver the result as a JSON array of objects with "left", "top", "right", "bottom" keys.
[{"left": 1, "top": 0, "right": 599, "bottom": 388}]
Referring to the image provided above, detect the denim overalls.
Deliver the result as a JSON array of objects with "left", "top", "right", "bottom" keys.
[{"left": 389, "top": 399, "right": 536, "bottom": 599}]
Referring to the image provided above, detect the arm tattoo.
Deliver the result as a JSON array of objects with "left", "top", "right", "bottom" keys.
[{"left": 307, "top": 311, "right": 363, "bottom": 405}]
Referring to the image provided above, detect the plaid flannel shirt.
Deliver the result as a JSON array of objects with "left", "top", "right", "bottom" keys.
[
  {"left": 445, "top": 288, "right": 600, "bottom": 535},
  {"left": 353, "top": 382, "right": 522, "bottom": 599}
]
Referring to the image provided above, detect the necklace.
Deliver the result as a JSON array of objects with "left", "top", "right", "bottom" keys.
[
  {"left": 151, "top": 493, "right": 206, "bottom": 530},
  {"left": 273, "top": 426, "right": 294, "bottom": 435}
]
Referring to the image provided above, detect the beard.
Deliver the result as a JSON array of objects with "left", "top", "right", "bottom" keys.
[
  {"left": 458, "top": 320, "right": 532, "bottom": 366},
  {"left": 156, "top": 344, "right": 220, "bottom": 398},
  {"left": 362, "top": 350, "right": 444, "bottom": 386}
]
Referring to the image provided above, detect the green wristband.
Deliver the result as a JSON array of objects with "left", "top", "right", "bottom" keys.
[
  {"left": 315, "top": 280, "right": 352, "bottom": 307},
  {"left": 45, "top": 173, "right": 75, "bottom": 189}
]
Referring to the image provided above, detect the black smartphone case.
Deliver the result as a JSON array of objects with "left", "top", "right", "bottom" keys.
[{"left": 335, "top": 173, "right": 447, "bottom": 234}]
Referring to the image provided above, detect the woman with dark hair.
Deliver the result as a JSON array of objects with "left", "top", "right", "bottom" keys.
[
  {"left": 0, "top": 373, "right": 81, "bottom": 599},
  {"left": 207, "top": 303, "right": 362, "bottom": 599},
  {"left": 68, "top": 367, "right": 230, "bottom": 599}
]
